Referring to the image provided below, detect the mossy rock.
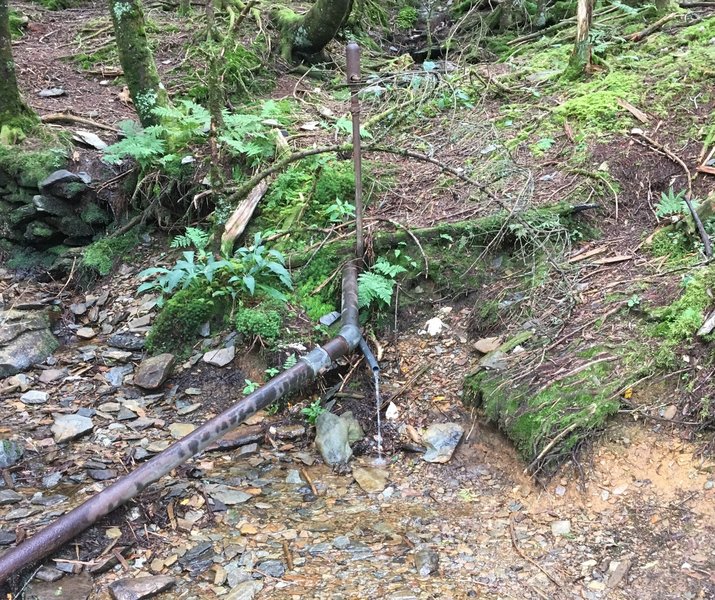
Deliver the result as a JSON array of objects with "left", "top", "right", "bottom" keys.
[
  {"left": 146, "top": 286, "right": 228, "bottom": 357},
  {"left": 0, "top": 145, "right": 66, "bottom": 188},
  {"left": 81, "top": 230, "right": 142, "bottom": 276}
]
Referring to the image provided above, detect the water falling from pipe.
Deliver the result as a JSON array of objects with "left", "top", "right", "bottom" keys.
[{"left": 373, "top": 370, "right": 384, "bottom": 464}]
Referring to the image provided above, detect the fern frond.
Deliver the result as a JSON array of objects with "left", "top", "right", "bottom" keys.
[{"left": 358, "top": 272, "right": 395, "bottom": 308}]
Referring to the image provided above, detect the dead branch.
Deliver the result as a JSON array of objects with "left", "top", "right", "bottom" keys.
[
  {"left": 625, "top": 12, "right": 679, "bottom": 42},
  {"left": 40, "top": 113, "right": 121, "bottom": 133},
  {"left": 220, "top": 179, "right": 270, "bottom": 254}
]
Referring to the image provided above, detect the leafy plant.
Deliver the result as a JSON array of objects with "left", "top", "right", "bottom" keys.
[
  {"left": 358, "top": 257, "right": 407, "bottom": 309},
  {"left": 655, "top": 187, "right": 688, "bottom": 218},
  {"left": 227, "top": 233, "right": 292, "bottom": 300},
  {"left": 627, "top": 294, "right": 641, "bottom": 309},
  {"left": 137, "top": 229, "right": 291, "bottom": 305},
  {"left": 242, "top": 379, "right": 260, "bottom": 395},
  {"left": 323, "top": 198, "right": 356, "bottom": 223},
  {"left": 283, "top": 354, "right": 297, "bottom": 370},
  {"left": 396, "top": 6, "right": 418, "bottom": 29},
  {"left": 301, "top": 399, "right": 325, "bottom": 425}
]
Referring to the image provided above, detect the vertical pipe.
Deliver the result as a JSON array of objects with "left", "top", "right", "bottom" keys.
[{"left": 346, "top": 42, "right": 363, "bottom": 260}]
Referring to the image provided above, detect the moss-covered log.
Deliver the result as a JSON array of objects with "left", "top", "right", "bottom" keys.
[
  {"left": 109, "top": 0, "right": 168, "bottom": 126},
  {"left": 275, "top": 0, "right": 353, "bottom": 61},
  {"left": 287, "top": 202, "right": 597, "bottom": 267},
  {"left": 0, "top": 0, "right": 37, "bottom": 143}
]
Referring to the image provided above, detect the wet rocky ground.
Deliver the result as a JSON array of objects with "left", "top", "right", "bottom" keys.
[{"left": 2, "top": 262, "right": 715, "bottom": 600}]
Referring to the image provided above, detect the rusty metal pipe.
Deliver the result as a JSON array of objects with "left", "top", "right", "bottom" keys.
[
  {"left": 0, "top": 263, "right": 361, "bottom": 585},
  {"left": 346, "top": 41, "right": 363, "bottom": 260}
]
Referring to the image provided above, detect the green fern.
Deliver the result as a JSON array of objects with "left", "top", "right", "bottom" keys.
[
  {"left": 103, "top": 121, "right": 166, "bottom": 168},
  {"left": 373, "top": 257, "right": 407, "bottom": 278},
  {"left": 171, "top": 227, "right": 210, "bottom": 252},
  {"left": 358, "top": 271, "right": 395, "bottom": 308},
  {"left": 656, "top": 188, "right": 688, "bottom": 218}
]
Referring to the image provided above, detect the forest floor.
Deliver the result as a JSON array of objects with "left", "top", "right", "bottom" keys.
[{"left": 3, "top": 0, "right": 715, "bottom": 599}]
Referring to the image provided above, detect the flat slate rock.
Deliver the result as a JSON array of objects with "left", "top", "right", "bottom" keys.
[
  {"left": 108, "top": 332, "right": 145, "bottom": 350},
  {"left": 51, "top": 413, "right": 94, "bottom": 444},
  {"left": 421, "top": 422, "right": 464, "bottom": 463},
  {"left": 203, "top": 346, "right": 235, "bottom": 367},
  {"left": 0, "top": 309, "right": 58, "bottom": 377},
  {"left": 134, "top": 353, "right": 174, "bottom": 389},
  {"left": 108, "top": 576, "right": 177, "bottom": 600},
  {"left": 352, "top": 466, "right": 389, "bottom": 493}
]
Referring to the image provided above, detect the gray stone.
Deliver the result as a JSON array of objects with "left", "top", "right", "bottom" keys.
[
  {"left": 105, "top": 364, "right": 134, "bottom": 387},
  {"left": 23, "top": 220, "right": 58, "bottom": 242},
  {"left": 38, "top": 87, "right": 66, "bottom": 98},
  {"left": 551, "top": 520, "right": 571, "bottom": 536},
  {"left": 43, "top": 471, "right": 62, "bottom": 488},
  {"left": 237, "top": 443, "right": 259, "bottom": 457},
  {"left": 72, "top": 130, "right": 108, "bottom": 151},
  {"left": 8, "top": 203, "right": 37, "bottom": 225},
  {"left": 39, "top": 368, "right": 66, "bottom": 384},
  {"left": 0, "top": 489, "right": 23, "bottom": 505},
  {"left": 26, "top": 571, "right": 93, "bottom": 600},
  {"left": 76, "top": 327, "right": 96, "bottom": 339},
  {"left": 352, "top": 466, "right": 389, "bottom": 493},
  {"left": 34, "top": 566, "right": 64, "bottom": 582},
  {"left": 285, "top": 469, "right": 303, "bottom": 484},
  {"left": 108, "top": 333, "right": 145, "bottom": 350},
  {"left": 315, "top": 412, "right": 352, "bottom": 466},
  {"left": 0, "top": 310, "right": 59, "bottom": 377},
  {"left": 104, "top": 365, "right": 134, "bottom": 387},
  {"left": 20, "top": 390, "right": 48, "bottom": 404},
  {"left": 108, "top": 576, "right": 177, "bottom": 600},
  {"left": 333, "top": 535, "right": 351, "bottom": 549},
  {"left": 32, "top": 194, "right": 74, "bottom": 217},
  {"left": 413, "top": 546, "right": 439, "bottom": 576},
  {"left": 705, "top": 480, "right": 714, "bottom": 490},
  {"left": 341, "top": 411, "right": 364, "bottom": 444},
  {"left": 255, "top": 560, "right": 285, "bottom": 578},
  {"left": 51, "top": 413, "right": 94, "bottom": 443},
  {"left": 421, "top": 422, "right": 464, "bottom": 463},
  {"left": 0, "top": 530, "right": 16, "bottom": 545},
  {"left": 39, "top": 170, "right": 89, "bottom": 199},
  {"left": 203, "top": 346, "right": 235, "bottom": 367},
  {"left": 478, "top": 350, "right": 507, "bottom": 371},
  {"left": 87, "top": 469, "right": 117, "bottom": 481},
  {"left": 134, "top": 354, "right": 174, "bottom": 389},
  {"left": 0, "top": 440, "right": 24, "bottom": 469},
  {"left": 207, "top": 485, "right": 252, "bottom": 505},
  {"left": 225, "top": 580, "right": 263, "bottom": 600}
]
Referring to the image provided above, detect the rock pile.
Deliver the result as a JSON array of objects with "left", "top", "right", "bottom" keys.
[{"left": 0, "top": 168, "right": 111, "bottom": 255}]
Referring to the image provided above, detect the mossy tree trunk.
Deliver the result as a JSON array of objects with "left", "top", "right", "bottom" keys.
[
  {"left": 564, "top": 0, "right": 593, "bottom": 79},
  {"left": 276, "top": 0, "right": 353, "bottom": 62},
  {"left": 0, "top": 0, "right": 36, "bottom": 142},
  {"left": 109, "top": 0, "right": 168, "bottom": 127}
]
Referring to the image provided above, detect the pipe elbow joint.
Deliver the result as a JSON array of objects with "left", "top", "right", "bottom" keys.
[{"left": 339, "top": 323, "right": 361, "bottom": 351}]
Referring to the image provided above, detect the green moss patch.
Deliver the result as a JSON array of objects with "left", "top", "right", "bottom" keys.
[
  {"left": 235, "top": 306, "right": 283, "bottom": 345},
  {"left": 0, "top": 145, "right": 66, "bottom": 188},
  {"left": 81, "top": 230, "right": 141, "bottom": 276},
  {"left": 464, "top": 350, "right": 621, "bottom": 475},
  {"left": 146, "top": 286, "right": 227, "bottom": 357}
]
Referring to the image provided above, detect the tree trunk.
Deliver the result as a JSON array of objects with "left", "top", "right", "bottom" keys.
[
  {"left": 109, "top": 0, "right": 168, "bottom": 127},
  {"left": 276, "top": 0, "right": 353, "bottom": 61},
  {"left": 565, "top": 0, "right": 593, "bottom": 79},
  {"left": 0, "top": 0, "right": 36, "bottom": 141}
]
